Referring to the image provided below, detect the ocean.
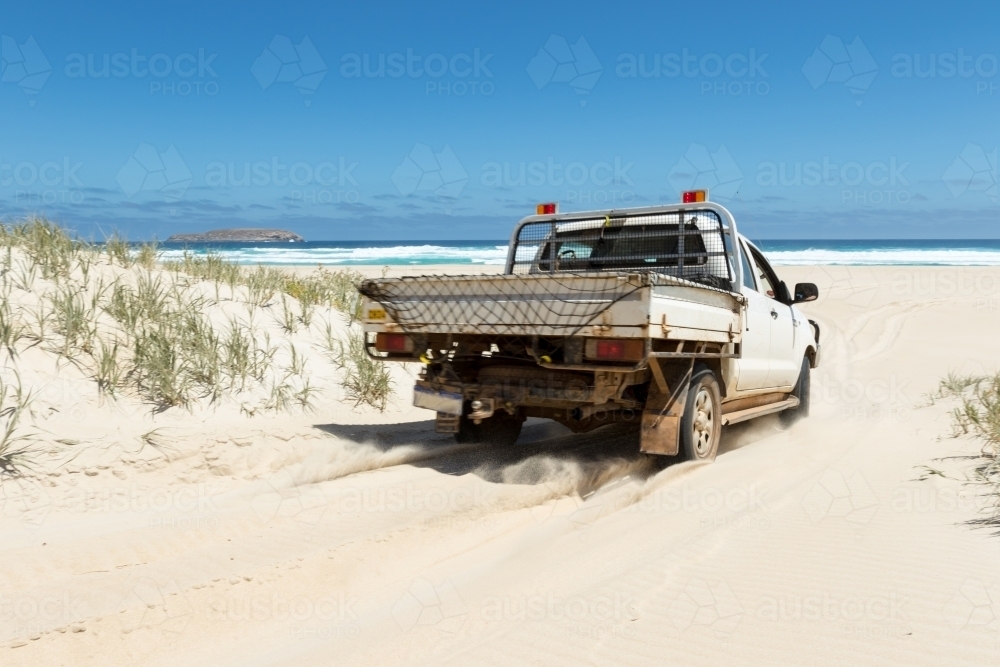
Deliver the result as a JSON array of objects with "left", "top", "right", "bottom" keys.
[{"left": 154, "top": 239, "right": 1000, "bottom": 267}]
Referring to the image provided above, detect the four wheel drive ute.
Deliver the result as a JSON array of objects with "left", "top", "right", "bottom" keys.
[{"left": 358, "top": 194, "right": 820, "bottom": 462}]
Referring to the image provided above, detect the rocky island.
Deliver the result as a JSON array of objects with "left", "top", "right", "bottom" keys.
[{"left": 166, "top": 228, "right": 304, "bottom": 242}]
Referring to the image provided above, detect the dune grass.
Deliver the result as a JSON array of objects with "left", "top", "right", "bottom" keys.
[
  {"left": 0, "top": 218, "right": 391, "bottom": 421},
  {"left": 162, "top": 250, "right": 389, "bottom": 409},
  {"left": 939, "top": 372, "right": 1000, "bottom": 531},
  {"left": 321, "top": 322, "right": 393, "bottom": 411},
  {"left": 0, "top": 372, "right": 36, "bottom": 476}
]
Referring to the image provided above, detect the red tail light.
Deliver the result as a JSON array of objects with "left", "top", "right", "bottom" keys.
[
  {"left": 536, "top": 202, "right": 558, "bottom": 215},
  {"left": 585, "top": 338, "right": 644, "bottom": 362},
  {"left": 682, "top": 189, "right": 707, "bottom": 203},
  {"left": 375, "top": 333, "right": 413, "bottom": 353}
]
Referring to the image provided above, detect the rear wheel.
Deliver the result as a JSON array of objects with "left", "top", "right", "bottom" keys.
[
  {"left": 680, "top": 368, "right": 722, "bottom": 462},
  {"left": 455, "top": 410, "right": 524, "bottom": 447},
  {"left": 780, "top": 356, "right": 811, "bottom": 425}
]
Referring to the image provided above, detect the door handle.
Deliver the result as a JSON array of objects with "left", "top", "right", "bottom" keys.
[{"left": 770, "top": 310, "right": 778, "bottom": 320}]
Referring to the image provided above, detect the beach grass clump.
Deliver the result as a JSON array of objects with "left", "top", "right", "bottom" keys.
[
  {"left": 0, "top": 372, "right": 36, "bottom": 476},
  {"left": 103, "top": 232, "right": 133, "bottom": 268},
  {"left": 0, "top": 217, "right": 391, "bottom": 419},
  {"left": 325, "top": 327, "right": 392, "bottom": 411},
  {"left": 943, "top": 372, "right": 1000, "bottom": 531},
  {"left": 134, "top": 242, "right": 159, "bottom": 270},
  {"left": 162, "top": 250, "right": 242, "bottom": 291},
  {"left": 94, "top": 339, "right": 124, "bottom": 394},
  {"left": 103, "top": 277, "right": 283, "bottom": 410},
  {"left": 49, "top": 282, "right": 98, "bottom": 355},
  {"left": 2, "top": 217, "right": 80, "bottom": 280},
  {"left": 950, "top": 373, "right": 1000, "bottom": 445},
  {"left": 166, "top": 255, "right": 385, "bottom": 409},
  {"left": 936, "top": 371, "right": 986, "bottom": 399},
  {"left": 0, "top": 297, "right": 27, "bottom": 358}
]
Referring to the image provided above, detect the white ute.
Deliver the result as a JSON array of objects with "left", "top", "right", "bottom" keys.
[{"left": 359, "top": 193, "right": 820, "bottom": 461}]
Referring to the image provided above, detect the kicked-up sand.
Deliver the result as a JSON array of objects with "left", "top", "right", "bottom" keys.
[{"left": 3, "top": 263, "right": 1000, "bottom": 666}]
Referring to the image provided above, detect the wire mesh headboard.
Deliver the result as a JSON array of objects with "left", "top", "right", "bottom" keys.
[{"left": 508, "top": 209, "right": 732, "bottom": 289}]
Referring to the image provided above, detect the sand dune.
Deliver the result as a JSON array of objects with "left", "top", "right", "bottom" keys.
[{"left": 3, "top": 265, "right": 1000, "bottom": 666}]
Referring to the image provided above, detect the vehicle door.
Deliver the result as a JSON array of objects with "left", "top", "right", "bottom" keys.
[
  {"left": 747, "top": 244, "right": 799, "bottom": 388},
  {"left": 736, "top": 240, "right": 772, "bottom": 390}
]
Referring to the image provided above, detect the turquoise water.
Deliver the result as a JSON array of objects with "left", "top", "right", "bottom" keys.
[{"left": 154, "top": 239, "right": 1000, "bottom": 267}]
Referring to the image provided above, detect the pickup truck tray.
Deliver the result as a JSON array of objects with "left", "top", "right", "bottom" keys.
[{"left": 360, "top": 271, "right": 742, "bottom": 342}]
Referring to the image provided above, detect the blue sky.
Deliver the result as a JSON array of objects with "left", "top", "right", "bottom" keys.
[{"left": 1, "top": 0, "right": 998, "bottom": 240}]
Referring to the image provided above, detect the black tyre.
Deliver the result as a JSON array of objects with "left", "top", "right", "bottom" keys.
[
  {"left": 455, "top": 410, "right": 523, "bottom": 447},
  {"left": 680, "top": 367, "right": 722, "bottom": 462},
  {"left": 780, "top": 356, "right": 811, "bottom": 425}
]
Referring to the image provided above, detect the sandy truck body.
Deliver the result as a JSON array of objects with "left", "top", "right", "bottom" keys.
[{"left": 358, "top": 200, "right": 820, "bottom": 461}]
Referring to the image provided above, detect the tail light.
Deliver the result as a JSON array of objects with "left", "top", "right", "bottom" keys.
[
  {"left": 375, "top": 333, "right": 414, "bottom": 353},
  {"left": 584, "top": 338, "right": 644, "bottom": 362},
  {"left": 536, "top": 202, "right": 558, "bottom": 215},
  {"left": 682, "top": 189, "right": 708, "bottom": 203}
]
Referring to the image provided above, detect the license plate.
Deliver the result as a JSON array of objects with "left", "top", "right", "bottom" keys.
[
  {"left": 367, "top": 308, "right": 386, "bottom": 320},
  {"left": 413, "top": 386, "right": 463, "bottom": 415}
]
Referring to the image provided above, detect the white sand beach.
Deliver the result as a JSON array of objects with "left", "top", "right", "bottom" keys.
[{"left": 3, "top": 254, "right": 1000, "bottom": 666}]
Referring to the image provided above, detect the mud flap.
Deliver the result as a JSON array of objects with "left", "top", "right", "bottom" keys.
[{"left": 639, "top": 363, "right": 692, "bottom": 456}]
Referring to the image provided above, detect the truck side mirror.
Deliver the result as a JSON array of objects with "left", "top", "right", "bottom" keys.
[
  {"left": 777, "top": 280, "right": 792, "bottom": 304},
  {"left": 793, "top": 282, "right": 819, "bottom": 303}
]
